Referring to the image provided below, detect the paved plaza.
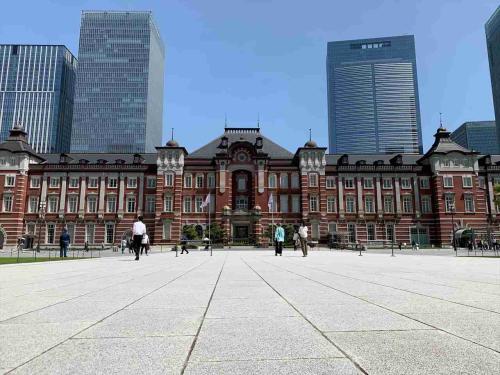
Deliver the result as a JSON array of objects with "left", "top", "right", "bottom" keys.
[{"left": 0, "top": 250, "right": 499, "bottom": 374}]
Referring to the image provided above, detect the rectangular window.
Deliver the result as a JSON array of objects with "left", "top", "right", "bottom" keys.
[
  {"left": 291, "top": 174, "right": 300, "bottom": 189},
  {"left": 421, "top": 196, "right": 432, "bottom": 214},
  {"left": 105, "top": 223, "right": 114, "bottom": 244},
  {"left": 85, "top": 224, "right": 95, "bottom": 244},
  {"left": 402, "top": 196, "right": 413, "bottom": 213},
  {"left": 28, "top": 196, "right": 39, "bottom": 213},
  {"left": 346, "top": 196, "right": 356, "bottom": 213},
  {"left": 235, "top": 196, "right": 248, "bottom": 210},
  {"left": 108, "top": 178, "right": 118, "bottom": 188},
  {"left": 164, "top": 195, "right": 173, "bottom": 212},
  {"left": 126, "top": 197, "right": 136, "bottom": 213},
  {"left": 268, "top": 174, "right": 277, "bottom": 188},
  {"left": 207, "top": 174, "right": 215, "bottom": 188},
  {"left": 49, "top": 177, "right": 60, "bottom": 188},
  {"left": 383, "top": 195, "right": 394, "bottom": 213},
  {"left": 401, "top": 178, "right": 411, "bottom": 189},
  {"left": 88, "top": 177, "right": 98, "bottom": 188},
  {"left": 147, "top": 177, "right": 156, "bottom": 189},
  {"left": 326, "top": 176, "right": 336, "bottom": 189},
  {"left": 69, "top": 177, "right": 79, "bottom": 188},
  {"left": 163, "top": 220, "right": 171, "bottom": 240},
  {"left": 327, "top": 196, "right": 336, "bottom": 213},
  {"left": 106, "top": 196, "right": 116, "bottom": 213},
  {"left": 195, "top": 196, "right": 204, "bottom": 212},
  {"left": 30, "top": 176, "right": 41, "bottom": 188},
  {"left": 344, "top": 178, "right": 354, "bottom": 189},
  {"left": 196, "top": 175, "right": 204, "bottom": 188},
  {"left": 347, "top": 223, "right": 356, "bottom": 243},
  {"left": 445, "top": 194, "right": 455, "bottom": 213},
  {"left": 386, "top": 223, "right": 395, "bottom": 242},
  {"left": 3, "top": 195, "right": 13, "bottom": 212},
  {"left": 26, "top": 222, "right": 36, "bottom": 235},
  {"left": 478, "top": 177, "right": 485, "bottom": 189},
  {"left": 443, "top": 176, "right": 453, "bottom": 188},
  {"left": 183, "top": 197, "right": 192, "bottom": 213},
  {"left": 280, "top": 174, "right": 289, "bottom": 189},
  {"left": 280, "top": 195, "right": 289, "bottom": 213},
  {"left": 184, "top": 174, "right": 192, "bottom": 188},
  {"left": 328, "top": 222, "right": 337, "bottom": 234},
  {"left": 292, "top": 195, "right": 300, "bottom": 213},
  {"left": 165, "top": 173, "right": 174, "bottom": 187},
  {"left": 47, "top": 196, "right": 58, "bottom": 213},
  {"left": 367, "top": 223, "right": 376, "bottom": 241},
  {"left": 5, "top": 175, "right": 15, "bottom": 187},
  {"left": 68, "top": 195, "right": 78, "bottom": 213},
  {"left": 237, "top": 176, "right": 247, "bottom": 191},
  {"left": 66, "top": 224, "right": 75, "bottom": 244},
  {"left": 127, "top": 177, "right": 137, "bottom": 189},
  {"left": 146, "top": 196, "right": 155, "bottom": 213},
  {"left": 363, "top": 178, "right": 373, "bottom": 189},
  {"left": 46, "top": 223, "right": 55, "bottom": 244},
  {"left": 365, "top": 196, "right": 375, "bottom": 213},
  {"left": 309, "top": 195, "right": 318, "bottom": 212},
  {"left": 308, "top": 173, "right": 318, "bottom": 187},
  {"left": 462, "top": 176, "right": 473, "bottom": 188},
  {"left": 419, "top": 177, "right": 430, "bottom": 189},
  {"left": 87, "top": 196, "right": 97, "bottom": 213},
  {"left": 464, "top": 195, "right": 475, "bottom": 213},
  {"left": 382, "top": 178, "right": 392, "bottom": 189}
]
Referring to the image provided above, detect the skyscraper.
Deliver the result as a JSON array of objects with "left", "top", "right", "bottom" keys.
[
  {"left": 450, "top": 121, "right": 499, "bottom": 154},
  {"left": 486, "top": 6, "right": 500, "bottom": 148},
  {"left": 327, "top": 35, "right": 423, "bottom": 154},
  {"left": 0, "top": 45, "right": 77, "bottom": 153},
  {"left": 71, "top": 11, "right": 165, "bottom": 153}
]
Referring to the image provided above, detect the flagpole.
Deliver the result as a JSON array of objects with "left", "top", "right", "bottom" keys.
[
  {"left": 271, "top": 193, "right": 274, "bottom": 249},
  {"left": 208, "top": 198, "right": 212, "bottom": 256}
]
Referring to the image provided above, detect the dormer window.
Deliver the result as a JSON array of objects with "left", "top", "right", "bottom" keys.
[
  {"left": 255, "top": 137, "right": 263, "bottom": 149},
  {"left": 59, "top": 153, "right": 71, "bottom": 164},
  {"left": 97, "top": 159, "right": 107, "bottom": 165},
  {"left": 133, "top": 154, "right": 144, "bottom": 164},
  {"left": 220, "top": 137, "right": 228, "bottom": 148},
  {"left": 115, "top": 159, "right": 126, "bottom": 165},
  {"left": 79, "top": 159, "right": 89, "bottom": 165}
]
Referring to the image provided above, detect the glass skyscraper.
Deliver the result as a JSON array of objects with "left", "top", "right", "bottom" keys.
[
  {"left": 486, "top": 6, "right": 500, "bottom": 149},
  {"left": 0, "top": 45, "right": 77, "bottom": 153},
  {"left": 71, "top": 11, "right": 165, "bottom": 153},
  {"left": 327, "top": 35, "right": 423, "bottom": 154},
  {"left": 450, "top": 121, "right": 499, "bottom": 154}
]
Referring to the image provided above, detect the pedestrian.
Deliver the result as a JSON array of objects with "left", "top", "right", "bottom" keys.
[
  {"left": 121, "top": 239, "right": 126, "bottom": 254},
  {"left": 180, "top": 234, "right": 189, "bottom": 254},
  {"left": 298, "top": 222, "right": 308, "bottom": 257},
  {"left": 141, "top": 233, "right": 150, "bottom": 255},
  {"left": 59, "top": 228, "right": 70, "bottom": 258},
  {"left": 274, "top": 223, "right": 285, "bottom": 256},
  {"left": 132, "top": 216, "right": 146, "bottom": 261},
  {"left": 398, "top": 242, "right": 402, "bottom": 251},
  {"left": 293, "top": 227, "right": 300, "bottom": 251},
  {"left": 411, "top": 240, "right": 416, "bottom": 251}
]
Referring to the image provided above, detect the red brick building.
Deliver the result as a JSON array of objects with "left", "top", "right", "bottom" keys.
[{"left": 0, "top": 125, "right": 499, "bottom": 249}]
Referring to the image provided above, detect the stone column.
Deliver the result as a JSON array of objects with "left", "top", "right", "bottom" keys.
[
  {"left": 357, "top": 177, "right": 364, "bottom": 218},
  {"left": 137, "top": 175, "right": 144, "bottom": 215},
  {"left": 394, "top": 178, "right": 402, "bottom": 215},
  {"left": 78, "top": 177, "right": 86, "bottom": 217},
  {"left": 488, "top": 177, "right": 497, "bottom": 217},
  {"left": 98, "top": 175, "right": 105, "bottom": 217},
  {"left": 376, "top": 177, "right": 383, "bottom": 218},
  {"left": 40, "top": 175, "right": 48, "bottom": 205},
  {"left": 59, "top": 174, "right": 67, "bottom": 215},
  {"left": 338, "top": 177, "right": 344, "bottom": 218},
  {"left": 413, "top": 177, "right": 421, "bottom": 218},
  {"left": 118, "top": 174, "right": 125, "bottom": 217}
]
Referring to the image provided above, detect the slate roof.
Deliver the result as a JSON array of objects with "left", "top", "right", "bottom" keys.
[
  {"left": 187, "top": 128, "right": 294, "bottom": 159},
  {"left": 0, "top": 126, "right": 44, "bottom": 162},
  {"left": 325, "top": 154, "right": 421, "bottom": 166},
  {"left": 421, "top": 127, "right": 474, "bottom": 158},
  {"left": 42, "top": 153, "right": 157, "bottom": 164}
]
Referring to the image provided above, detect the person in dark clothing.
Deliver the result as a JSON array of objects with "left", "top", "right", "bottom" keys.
[
  {"left": 59, "top": 229, "right": 70, "bottom": 258},
  {"left": 132, "top": 216, "right": 146, "bottom": 261},
  {"left": 180, "top": 234, "right": 189, "bottom": 254}
]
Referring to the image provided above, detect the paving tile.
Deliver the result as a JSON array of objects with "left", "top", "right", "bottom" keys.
[
  {"left": 190, "top": 317, "right": 344, "bottom": 361},
  {"left": 327, "top": 330, "right": 500, "bottom": 375},
  {"left": 10, "top": 336, "right": 192, "bottom": 375},
  {"left": 212, "top": 286, "right": 281, "bottom": 300},
  {"left": 206, "top": 298, "right": 298, "bottom": 318},
  {"left": 184, "top": 358, "right": 362, "bottom": 374}
]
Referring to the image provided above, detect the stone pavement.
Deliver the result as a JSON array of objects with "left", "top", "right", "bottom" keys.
[{"left": 0, "top": 250, "right": 499, "bottom": 374}]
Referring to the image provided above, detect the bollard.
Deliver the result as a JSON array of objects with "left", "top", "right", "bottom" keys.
[
  {"left": 358, "top": 245, "right": 362, "bottom": 256},
  {"left": 175, "top": 244, "right": 178, "bottom": 257},
  {"left": 391, "top": 243, "right": 395, "bottom": 257}
]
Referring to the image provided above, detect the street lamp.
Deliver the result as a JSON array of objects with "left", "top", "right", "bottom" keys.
[
  {"left": 449, "top": 203, "right": 457, "bottom": 254},
  {"left": 36, "top": 201, "right": 47, "bottom": 257}
]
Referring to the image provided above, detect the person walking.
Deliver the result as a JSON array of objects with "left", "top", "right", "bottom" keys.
[
  {"left": 274, "top": 223, "right": 285, "bottom": 256},
  {"left": 293, "top": 227, "right": 300, "bottom": 251},
  {"left": 141, "top": 233, "right": 150, "bottom": 255},
  {"left": 298, "top": 222, "right": 308, "bottom": 257},
  {"left": 59, "top": 228, "right": 70, "bottom": 258},
  {"left": 121, "top": 239, "right": 126, "bottom": 254},
  {"left": 132, "top": 216, "right": 146, "bottom": 261},
  {"left": 180, "top": 234, "right": 189, "bottom": 254}
]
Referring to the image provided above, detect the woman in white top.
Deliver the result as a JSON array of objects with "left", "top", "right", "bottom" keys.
[{"left": 140, "top": 233, "right": 150, "bottom": 256}]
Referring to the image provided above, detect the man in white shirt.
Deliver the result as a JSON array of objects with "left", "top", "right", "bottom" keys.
[
  {"left": 132, "top": 216, "right": 147, "bottom": 260},
  {"left": 298, "top": 222, "right": 308, "bottom": 257}
]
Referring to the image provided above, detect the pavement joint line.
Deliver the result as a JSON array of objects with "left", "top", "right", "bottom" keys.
[
  {"left": 264, "top": 260, "right": 500, "bottom": 355},
  {"left": 241, "top": 257, "right": 369, "bottom": 375},
  {"left": 282, "top": 259, "right": 500, "bottom": 315},
  {"left": 204, "top": 315, "right": 298, "bottom": 320},
  {"left": 180, "top": 256, "right": 227, "bottom": 375},
  {"left": 4, "top": 258, "right": 212, "bottom": 374},
  {"left": 69, "top": 334, "right": 197, "bottom": 340},
  {"left": 0, "top": 261, "right": 191, "bottom": 323},
  {"left": 188, "top": 356, "right": 347, "bottom": 363},
  {"left": 322, "top": 328, "right": 436, "bottom": 333}
]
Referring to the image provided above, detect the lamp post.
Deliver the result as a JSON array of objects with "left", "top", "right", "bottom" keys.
[
  {"left": 36, "top": 201, "right": 46, "bottom": 259},
  {"left": 449, "top": 203, "right": 457, "bottom": 254}
]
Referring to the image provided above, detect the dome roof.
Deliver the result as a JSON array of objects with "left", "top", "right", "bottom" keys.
[
  {"left": 166, "top": 139, "right": 179, "bottom": 147},
  {"left": 304, "top": 140, "right": 318, "bottom": 148}
]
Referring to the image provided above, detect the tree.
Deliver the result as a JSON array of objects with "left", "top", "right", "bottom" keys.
[
  {"left": 182, "top": 225, "right": 198, "bottom": 240},
  {"left": 205, "top": 222, "right": 226, "bottom": 244}
]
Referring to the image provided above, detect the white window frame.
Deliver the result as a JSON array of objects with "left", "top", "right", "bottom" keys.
[
  {"left": 195, "top": 174, "right": 204, "bottom": 188},
  {"left": 280, "top": 194, "right": 289, "bottom": 213},
  {"left": 443, "top": 176, "right": 454, "bottom": 188},
  {"left": 444, "top": 194, "right": 455, "bottom": 213},
  {"left": 108, "top": 177, "right": 118, "bottom": 188},
  {"left": 207, "top": 174, "right": 215, "bottom": 189},
  {"left": 291, "top": 195, "right": 300, "bottom": 213},
  {"left": 402, "top": 195, "right": 413, "bottom": 214},
  {"left": 146, "top": 195, "right": 155, "bottom": 213},
  {"left": 127, "top": 177, "right": 138, "bottom": 189},
  {"left": 30, "top": 176, "right": 41, "bottom": 188},
  {"left": 106, "top": 195, "right": 116, "bottom": 213},
  {"left": 69, "top": 177, "right": 79, "bottom": 188},
  {"left": 28, "top": 196, "right": 39, "bottom": 213},
  {"left": 105, "top": 223, "right": 115, "bottom": 244},
  {"left": 280, "top": 174, "right": 289, "bottom": 189},
  {"left": 345, "top": 195, "right": 356, "bottom": 213},
  {"left": 419, "top": 177, "right": 430, "bottom": 189},
  {"left": 421, "top": 195, "right": 432, "bottom": 214},
  {"left": 367, "top": 223, "right": 376, "bottom": 241},
  {"left": 126, "top": 196, "right": 136, "bottom": 213},
  {"left": 4, "top": 175, "right": 15, "bottom": 187},
  {"left": 47, "top": 195, "right": 59, "bottom": 213},
  {"left": 326, "top": 176, "right": 336, "bottom": 189},
  {"left": 184, "top": 174, "right": 193, "bottom": 188},
  {"left": 268, "top": 173, "right": 277, "bottom": 189},
  {"left": 49, "top": 177, "right": 60, "bottom": 188},
  {"left": 363, "top": 178, "right": 373, "bottom": 189},
  {"left": 291, "top": 174, "right": 300, "bottom": 189},
  {"left": 464, "top": 194, "right": 475, "bottom": 213},
  {"left": 309, "top": 195, "right": 318, "bottom": 212},
  {"left": 87, "top": 195, "right": 97, "bottom": 213},
  {"left": 462, "top": 176, "right": 473, "bottom": 188},
  {"left": 382, "top": 178, "right": 393, "bottom": 189},
  {"left": 165, "top": 173, "right": 174, "bottom": 187},
  {"left": 195, "top": 196, "right": 204, "bottom": 213},
  {"left": 364, "top": 195, "right": 375, "bottom": 213},
  {"left": 383, "top": 195, "right": 394, "bottom": 213},
  {"left": 88, "top": 177, "right": 99, "bottom": 189},
  {"left": 147, "top": 177, "right": 156, "bottom": 189},
  {"left": 344, "top": 178, "right": 355, "bottom": 189},
  {"left": 46, "top": 223, "right": 56, "bottom": 244},
  {"left": 327, "top": 196, "right": 336, "bottom": 213},
  {"left": 164, "top": 195, "right": 173, "bottom": 212},
  {"left": 308, "top": 173, "right": 318, "bottom": 188},
  {"left": 183, "top": 197, "right": 192, "bottom": 213},
  {"left": 3, "top": 194, "right": 13, "bottom": 212},
  {"left": 400, "top": 178, "right": 411, "bottom": 189},
  {"left": 67, "top": 195, "right": 78, "bottom": 213}
]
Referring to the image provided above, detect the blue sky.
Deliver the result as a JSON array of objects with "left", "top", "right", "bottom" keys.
[{"left": 0, "top": 0, "right": 497, "bottom": 153}]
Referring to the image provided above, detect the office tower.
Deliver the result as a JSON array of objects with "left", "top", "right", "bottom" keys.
[
  {"left": 0, "top": 45, "right": 77, "bottom": 153},
  {"left": 486, "top": 6, "right": 500, "bottom": 148},
  {"left": 71, "top": 11, "right": 165, "bottom": 153},
  {"left": 327, "top": 35, "right": 423, "bottom": 154},
  {"left": 450, "top": 121, "right": 499, "bottom": 154}
]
